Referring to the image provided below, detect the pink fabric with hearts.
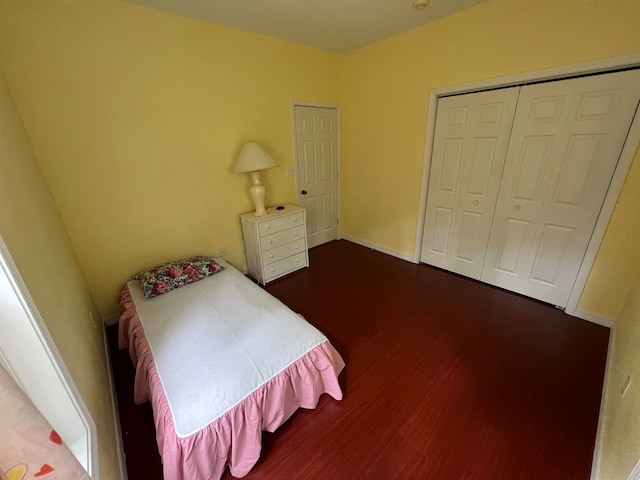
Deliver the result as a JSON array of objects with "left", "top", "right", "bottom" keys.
[{"left": 0, "top": 364, "right": 88, "bottom": 480}]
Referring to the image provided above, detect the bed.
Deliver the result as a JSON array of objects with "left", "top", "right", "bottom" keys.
[{"left": 117, "top": 257, "right": 345, "bottom": 480}]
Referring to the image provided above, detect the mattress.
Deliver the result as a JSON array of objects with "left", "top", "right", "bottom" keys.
[{"left": 118, "top": 259, "right": 344, "bottom": 479}]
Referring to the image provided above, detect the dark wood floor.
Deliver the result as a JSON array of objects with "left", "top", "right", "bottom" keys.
[{"left": 107, "top": 240, "right": 609, "bottom": 479}]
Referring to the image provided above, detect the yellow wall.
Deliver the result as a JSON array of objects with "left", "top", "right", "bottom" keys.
[
  {"left": 0, "top": 72, "right": 121, "bottom": 479},
  {"left": 597, "top": 270, "right": 640, "bottom": 479},
  {"left": 339, "top": 0, "right": 640, "bottom": 319},
  {"left": 2, "top": 0, "right": 638, "bottom": 320},
  {"left": 0, "top": 1, "right": 340, "bottom": 317},
  {"left": 2, "top": 1, "right": 640, "bottom": 477},
  {"left": 580, "top": 146, "right": 640, "bottom": 319}
]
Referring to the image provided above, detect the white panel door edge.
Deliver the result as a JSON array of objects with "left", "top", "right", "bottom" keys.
[
  {"left": 481, "top": 69, "right": 640, "bottom": 306},
  {"left": 628, "top": 457, "right": 640, "bottom": 480},
  {"left": 565, "top": 98, "right": 640, "bottom": 315}
]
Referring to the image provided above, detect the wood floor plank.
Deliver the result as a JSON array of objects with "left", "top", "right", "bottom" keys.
[{"left": 108, "top": 240, "right": 609, "bottom": 479}]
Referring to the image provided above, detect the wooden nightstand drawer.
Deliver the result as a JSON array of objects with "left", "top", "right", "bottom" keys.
[
  {"left": 260, "top": 225, "right": 305, "bottom": 252},
  {"left": 263, "top": 252, "right": 307, "bottom": 281},
  {"left": 258, "top": 212, "right": 304, "bottom": 237},
  {"left": 262, "top": 239, "right": 306, "bottom": 265}
]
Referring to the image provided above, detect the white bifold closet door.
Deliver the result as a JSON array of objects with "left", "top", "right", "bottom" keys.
[
  {"left": 421, "top": 69, "right": 640, "bottom": 307},
  {"left": 420, "top": 87, "right": 519, "bottom": 279}
]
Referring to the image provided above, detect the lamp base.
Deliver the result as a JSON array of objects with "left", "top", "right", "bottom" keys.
[{"left": 248, "top": 171, "right": 267, "bottom": 216}]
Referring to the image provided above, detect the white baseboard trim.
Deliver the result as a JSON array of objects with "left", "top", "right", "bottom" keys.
[
  {"left": 573, "top": 308, "right": 614, "bottom": 328},
  {"left": 102, "top": 325, "right": 128, "bottom": 480},
  {"left": 341, "top": 235, "right": 417, "bottom": 264},
  {"left": 342, "top": 238, "right": 615, "bottom": 331},
  {"left": 590, "top": 329, "right": 615, "bottom": 480}
]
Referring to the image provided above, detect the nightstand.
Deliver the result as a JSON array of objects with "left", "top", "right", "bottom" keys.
[{"left": 240, "top": 205, "right": 309, "bottom": 285}]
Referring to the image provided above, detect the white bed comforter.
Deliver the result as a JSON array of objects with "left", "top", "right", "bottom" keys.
[{"left": 127, "top": 260, "right": 327, "bottom": 438}]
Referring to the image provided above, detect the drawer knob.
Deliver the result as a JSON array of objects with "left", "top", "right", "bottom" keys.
[
  {"left": 270, "top": 268, "right": 276, "bottom": 273},
  {"left": 293, "top": 218, "right": 298, "bottom": 222},
  {"left": 269, "top": 254, "right": 274, "bottom": 259},
  {"left": 294, "top": 232, "right": 299, "bottom": 236},
  {"left": 295, "top": 259, "right": 300, "bottom": 263},
  {"left": 268, "top": 240, "right": 273, "bottom": 244},
  {"left": 295, "top": 245, "right": 299, "bottom": 249},
  {"left": 266, "top": 225, "right": 272, "bottom": 230}
]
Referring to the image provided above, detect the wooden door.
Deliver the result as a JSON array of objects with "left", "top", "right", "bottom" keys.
[
  {"left": 420, "top": 88, "right": 519, "bottom": 279},
  {"left": 294, "top": 105, "right": 339, "bottom": 249},
  {"left": 481, "top": 69, "right": 640, "bottom": 306}
]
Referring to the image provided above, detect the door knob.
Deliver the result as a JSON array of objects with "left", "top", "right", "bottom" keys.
[
  {"left": 301, "top": 190, "right": 307, "bottom": 195},
  {"left": 473, "top": 200, "right": 479, "bottom": 206},
  {"left": 514, "top": 205, "right": 522, "bottom": 211}
]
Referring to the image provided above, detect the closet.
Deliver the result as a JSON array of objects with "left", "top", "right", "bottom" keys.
[{"left": 420, "top": 69, "right": 640, "bottom": 307}]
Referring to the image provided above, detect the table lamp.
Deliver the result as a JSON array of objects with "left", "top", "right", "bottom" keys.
[{"left": 232, "top": 142, "right": 278, "bottom": 216}]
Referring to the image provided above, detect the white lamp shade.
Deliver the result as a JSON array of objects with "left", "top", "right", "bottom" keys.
[{"left": 232, "top": 142, "right": 278, "bottom": 173}]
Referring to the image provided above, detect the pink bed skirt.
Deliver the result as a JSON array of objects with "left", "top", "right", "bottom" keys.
[{"left": 117, "top": 284, "right": 345, "bottom": 479}]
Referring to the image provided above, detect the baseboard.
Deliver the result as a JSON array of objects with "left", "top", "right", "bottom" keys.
[
  {"left": 590, "top": 329, "right": 615, "bottom": 480},
  {"left": 341, "top": 238, "right": 615, "bottom": 331},
  {"left": 341, "top": 235, "right": 417, "bottom": 264},
  {"left": 338, "top": 239, "right": 615, "bottom": 330},
  {"left": 573, "top": 308, "right": 614, "bottom": 328},
  {"left": 102, "top": 325, "right": 128, "bottom": 480}
]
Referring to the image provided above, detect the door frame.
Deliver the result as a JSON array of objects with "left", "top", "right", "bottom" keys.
[
  {"left": 628, "top": 456, "right": 640, "bottom": 480},
  {"left": 414, "top": 53, "right": 640, "bottom": 322},
  {"left": 0, "top": 234, "right": 98, "bottom": 478},
  {"left": 290, "top": 100, "right": 342, "bottom": 242}
]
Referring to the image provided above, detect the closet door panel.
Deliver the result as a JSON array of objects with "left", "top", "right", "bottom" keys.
[
  {"left": 494, "top": 218, "right": 531, "bottom": 274},
  {"left": 420, "top": 87, "right": 519, "bottom": 279},
  {"left": 481, "top": 69, "right": 640, "bottom": 306}
]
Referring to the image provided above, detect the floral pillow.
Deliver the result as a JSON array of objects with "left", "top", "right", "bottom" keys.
[{"left": 134, "top": 256, "right": 224, "bottom": 298}]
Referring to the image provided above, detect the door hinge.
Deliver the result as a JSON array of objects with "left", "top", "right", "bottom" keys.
[{"left": 337, "top": 218, "right": 340, "bottom": 224}]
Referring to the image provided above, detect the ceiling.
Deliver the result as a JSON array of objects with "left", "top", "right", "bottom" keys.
[{"left": 126, "top": 0, "right": 487, "bottom": 53}]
